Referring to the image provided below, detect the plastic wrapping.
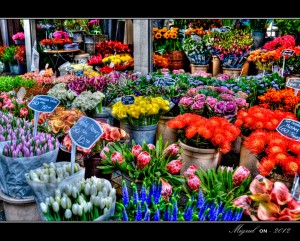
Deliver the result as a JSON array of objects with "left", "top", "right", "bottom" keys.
[
  {"left": 0, "top": 148, "right": 59, "bottom": 199},
  {"left": 25, "top": 162, "right": 85, "bottom": 205}
]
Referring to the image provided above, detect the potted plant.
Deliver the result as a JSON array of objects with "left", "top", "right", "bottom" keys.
[
  {"left": 168, "top": 113, "right": 241, "bottom": 174},
  {"left": 274, "top": 19, "right": 300, "bottom": 45},
  {"left": 64, "top": 19, "right": 89, "bottom": 43},
  {"left": 249, "top": 19, "right": 269, "bottom": 49},
  {"left": 2, "top": 46, "right": 18, "bottom": 74},
  {"left": 12, "top": 32, "right": 25, "bottom": 45}
]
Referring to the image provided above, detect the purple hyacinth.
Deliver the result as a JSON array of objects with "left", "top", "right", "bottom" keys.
[{"left": 122, "top": 180, "right": 129, "bottom": 207}]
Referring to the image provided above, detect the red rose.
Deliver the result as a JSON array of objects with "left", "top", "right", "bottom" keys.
[
  {"left": 136, "top": 151, "right": 151, "bottom": 170},
  {"left": 166, "top": 160, "right": 183, "bottom": 174}
]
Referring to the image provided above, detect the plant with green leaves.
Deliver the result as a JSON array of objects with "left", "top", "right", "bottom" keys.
[
  {"left": 98, "top": 135, "right": 185, "bottom": 187},
  {"left": 275, "top": 19, "right": 300, "bottom": 36},
  {"left": 0, "top": 76, "right": 36, "bottom": 93},
  {"left": 249, "top": 19, "right": 269, "bottom": 31},
  {"left": 2, "top": 46, "right": 18, "bottom": 65}
]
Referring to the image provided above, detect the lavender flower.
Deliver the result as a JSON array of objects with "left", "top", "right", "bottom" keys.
[{"left": 121, "top": 180, "right": 129, "bottom": 207}]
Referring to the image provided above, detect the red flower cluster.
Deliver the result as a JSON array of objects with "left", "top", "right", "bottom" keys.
[
  {"left": 263, "top": 35, "right": 296, "bottom": 51},
  {"left": 96, "top": 40, "right": 131, "bottom": 57},
  {"left": 88, "top": 55, "right": 103, "bottom": 66},
  {"left": 14, "top": 45, "right": 26, "bottom": 64},
  {"left": 244, "top": 130, "right": 300, "bottom": 177},
  {"left": 100, "top": 65, "right": 114, "bottom": 74},
  {"left": 234, "top": 106, "right": 297, "bottom": 136},
  {"left": 168, "top": 113, "right": 241, "bottom": 154}
]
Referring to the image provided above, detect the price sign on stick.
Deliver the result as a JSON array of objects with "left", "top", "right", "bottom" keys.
[
  {"left": 276, "top": 118, "right": 300, "bottom": 141},
  {"left": 28, "top": 95, "right": 60, "bottom": 137},
  {"left": 286, "top": 78, "right": 300, "bottom": 96},
  {"left": 281, "top": 49, "right": 295, "bottom": 77},
  {"left": 121, "top": 95, "right": 135, "bottom": 105},
  {"left": 69, "top": 116, "right": 103, "bottom": 174}
]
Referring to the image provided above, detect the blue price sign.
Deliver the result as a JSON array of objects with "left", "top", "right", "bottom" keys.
[
  {"left": 69, "top": 116, "right": 103, "bottom": 149},
  {"left": 28, "top": 95, "right": 60, "bottom": 113},
  {"left": 276, "top": 118, "right": 300, "bottom": 141},
  {"left": 121, "top": 95, "right": 135, "bottom": 105}
]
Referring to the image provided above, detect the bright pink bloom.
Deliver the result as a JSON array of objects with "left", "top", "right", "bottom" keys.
[
  {"left": 132, "top": 145, "right": 143, "bottom": 157},
  {"left": 232, "top": 166, "right": 250, "bottom": 186},
  {"left": 232, "top": 195, "right": 252, "bottom": 215},
  {"left": 183, "top": 165, "right": 198, "bottom": 178},
  {"left": 147, "top": 144, "right": 155, "bottom": 150},
  {"left": 187, "top": 175, "right": 201, "bottom": 191},
  {"left": 19, "top": 108, "right": 28, "bottom": 117},
  {"left": 163, "top": 144, "right": 180, "bottom": 157},
  {"left": 136, "top": 151, "right": 151, "bottom": 170},
  {"left": 161, "top": 179, "right": 172, "bottom": 201},
  {"left": 111, "top": 151, "right": 124, "bottom": 164},
  {"left": 166, "top": 160, "right": 182, "bottom": 174},
  {"left": 100, "top": 146, "right": 110, "bottom": 159},
  {"left": 270, "top": 181, "right": 293, "bottom": 206}
]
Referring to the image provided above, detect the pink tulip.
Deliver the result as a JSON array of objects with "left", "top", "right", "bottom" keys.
[
  {"left": 250, "top": 175, "right": 274, "bottom": 195},
  {"left": 163, "top": 144, "right": 180, "bottom": 157},
  {"left": 183, "top": 165, "right": 198, "bottom": 178},
  {"left": 100, "top": 146, "right": 110, "bottom": 159},
  {"left": 19, "top": 108, "right": 28, "bottom": 117},
  {"left": 187, "top": 175, "right": 201, "bottom": 191},
  {"left": 166, "top": 160, "right": 183, "bottom": 174},
  {"left": 147, "top": 144, "right": 155, "bottom": 150},
  {"left": 111, "top": 151, "right": 124, "bottom": 164},
  {"left": 232, "top": 195, "right": 252, "bottom": 215},
  {"left": 232, "top": 166, "right": 250, "bottom": 187},
  {"left": 136, "top": 151, "right": 151, "bottom": 170},
  {"left": 161, "top": 179, "right": 172, "bottom": 201},
  {"left": 270, "top": 182, "right": 293, "bottom": 206},
  {"left": 132, "top": 145, "right": 143, "bottom": 157}
]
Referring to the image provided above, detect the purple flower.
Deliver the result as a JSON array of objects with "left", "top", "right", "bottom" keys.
[
  {"left": 191, "top": 100, "right": 205, "bottom": 111},
  {"left": 186, "top": 88, "right": 198, "bottom": 97},
  {"left": 205, "top": 97, "right": 218, "bottom": 109},
  {"left": 194, "top": 94, "right": 206, "bottom": 101},
  {"left": 234, "top": 98, "right": 249, "bottom": 109},
  {"left": 215, "top": 86, "right": 229, "bottom": 93},
  {"left": 219, "top": 93, "right": 234, "bottom": 101},
  {"left": 224, "top": 102, "right": 237, "bottom": 116},
  {"left": 214, "top": 101, "right": 226, "bottom": 114},
  {"left": 179, "top": 97, "right": 194, "bottom": 108}
]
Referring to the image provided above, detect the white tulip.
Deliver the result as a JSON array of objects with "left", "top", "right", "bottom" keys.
[
  {"left": 100, "top": 199, "right": 105, "bottom": 209},
  {"left": 29, "top": 170, "right": 38, "bottom": 180},
  {"left": 72, "top": 186, "right": 79, "bottom": 199},
  {"left": 66, "top": 197, "right": 72, "bottom": 209},
  {"left": 103, "top": 207, "right": 108, "bottom": 215},
  {"left": 52, "top": 201, "right": 60, "bottom": 213},
  {"left": 77, "top": 205, "right": 83, "bottom": 217},
  {"left": 61, "top": 196, "right": 67, "bottom": 209},
  {"left": 96, "top": 180, "right": 102, "bottom": 192},
  {"left": 105, "top": 197, "right": 112, "bottom": 209},
  {"left": 90, "top": 184, "right": 97, "bottom": 196},
  {"left": 109, "top": 188, "right": 116, "bottom": 199},
  {"left": 87, "top": 202, "right": 93, "bottom": 212},
  {"left": 49, "top": 196, "right": 55, "bottom": 205},
  {"left": 84, "top": 183, "right": 91, "bottom": 196},
  {"left": 102, "top": 187, "right": 108, "bottom": 197},
  {"left": 45, "top": 197, "right": 50, "bottom": 206},
  {"left": 40, "top": 202, "right": 48, "bottom": 213},
  {"left": 49, "top": 162, "right": 55, "bottom": 169},
  {"left": 72, "top": 203, "right": 78, "bottom": 215},
  {"left": 55, "top": 196, "right": 61, "bottom": 206},
  {"left": 65, "top": 185, "right": 72, "bottom": 196},
  {"left": 64, "top": 209, "right": 72, "bottom": 219},
  {"left": 83, "top": 202, "right": 89, "bottom": 213},
  {"left": 78, "top": 195, "right": 85, "bottom": 205},
  {"left": 94, "top": 196, "right": 101, "bottom": 207}
]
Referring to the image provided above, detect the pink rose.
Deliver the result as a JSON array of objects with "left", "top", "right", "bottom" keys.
[
  {"left": 19, "top": 107, "right": 28, "bottom": 117},
  {"left": 183, "top": 165, "right": 198, "bottom": 178},
  {"left": 163, "top": 144, "right": 180, "bottom": 157},
  {"left": 132, "top": 145, "right": 143, "bottom": 157},
  {"left": 136, "top": 151, "right": 151, "bottom": 170},
  {"left": 187, "top": 175, "right": 201, "bottom": 191},
  {"left": 232, "top": 166, "right": 250, "bottom": 187},
  {"left": 161, "top": 179, "right": 172, "bottom": 201},
  {"left": 166, "top": 160, "right": 183, "bottom": 174},
  {"left": 147, "top": 144, "right": 155, "bottom": 150},
  {"left": 111, "top": 151, "right": 124, "bottom": 164},
  {"left": 232, "top": 195, "right": 252, "bottom": 215},
  {"left": 100, "top": 146, "right": 110, "bottom": 159}
]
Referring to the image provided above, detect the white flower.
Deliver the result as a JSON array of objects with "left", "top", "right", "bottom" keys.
[
  {"left": 64, "top": 209, "right": 72, "bottom": 219},
  {"left": 40, "top": 203, "right": 48, "bottom": 213},
  {"left": 52, "top": 201, "right": 60, "bottom": 213}
]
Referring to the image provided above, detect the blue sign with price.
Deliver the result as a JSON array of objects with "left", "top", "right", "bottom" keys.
[
  {"left": 69, "top": 116, "right": 103, "bottom": 149},
  {"left": 276, "top": 118, "right": 300, "bottom": 141},
  {"left": 28, "top": 95, "right": 60, "bottom": 113}
]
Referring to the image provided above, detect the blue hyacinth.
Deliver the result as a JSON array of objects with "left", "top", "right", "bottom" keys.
[
  {"left": 132, "top": 183, "right": 138, "bottom": 205},
  {"left": 153, "top": 204, "right": 160, "bottom": 221},
  {"left": 135, "top": 201, "right": 143, "bottom": 221},
  {"left": 146, "top": 184, "right": 154, "bottom": 206},
  {"left": 139, "top": 184, "right": 147, "bottom": 203},
  {"left": 184, "top": 202, "right": 194, "bottom": 221},
  {"left": 196, "top": 189, "right": 205, "bottom": 209},
  {"left": 163, "top": 205, "right": 170, "bottom": 221},
  {"left": 199, "top": 208, "right": 210, "bottom": 221},
  {"left": 122, "top": 205, "right": 128, "bottom": 221},
  {"left": 223, "top": 208, "right": 233, "bottom": 221},
  {"left": 172, "top": 202, "right": 178, "bottom": 221},
  {"left": 232, "top": 208, "right": 243, "bottom": 221},
  {"left": 154, "top": 182, "right": 162, "bottom": 205},
  {"left": 122, "top": 180, "right": 129, "bottom": 207},
  {"left": 208, "top": 202, "right": 219, "bottom": 221},
  {"left": 143, "top": 207, "right": 151, "bottom": 221}
]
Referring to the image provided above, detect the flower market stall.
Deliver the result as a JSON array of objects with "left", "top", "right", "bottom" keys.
[{"left": 1, "top": 18, "right": 300, "bottom": 224}]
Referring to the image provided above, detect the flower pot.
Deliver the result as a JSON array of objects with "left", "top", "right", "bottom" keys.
[
  {"left": 0, "top": 190, "right": 41, "bottom": 221},
  {"left": 70, "top": 30, "right": 85, "bottom": 43},
  {"left": 222, "top": 67, "right": 242, "bottom": 79},
  {"left": 190, "top": 64, "right": 209, "bottom": 74},
  {"left": 239, "top": 135, "right": 260, "bottom": 178},
  {"left": 84, "top": 155, "right": 112, "bottom": 180},
  {"left": 8, "top": 64, "right": 19, "bottom": 75},
  {"left": 88, "top": 106, "right": 116, "bottom": 126},
  {"left": 121, "top": 173, "right": 143, "bottom": 198},
  {"left": 14, "top": 39, "right": 25, "bottom": 45},
  {"left": 252, "top": 30, "right": 266, "bottom": 49},
  {"left": 155, "top": 116, "right": 177, "bottom": 145},
  {"left": 212, "top": 55, "right": 221, "bottom": 76},
  {"left": 124, "top": 123, "right": 158, "bottom": 146},
  {"left": 179, "top": 140, "right": 220, "bottom": 175},
  {"left": 167, "top": 50, "right": 186, "bottom": 71}
]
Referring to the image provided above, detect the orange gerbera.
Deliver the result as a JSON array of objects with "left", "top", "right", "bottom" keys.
[
  {"left": 155, "top": 32, "right": 162, "bottom": 39},
  {"left": 185, "top": 125, "right": 198, "bottom": 139}
]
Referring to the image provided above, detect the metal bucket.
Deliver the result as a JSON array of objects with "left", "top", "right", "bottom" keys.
[{"left": 124, "top": 124, "right": 158, "bottom": 146}]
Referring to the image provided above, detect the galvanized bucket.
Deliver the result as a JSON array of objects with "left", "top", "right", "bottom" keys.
[{"left": 124, "top": 124, "right": 158, "bottom": 146}]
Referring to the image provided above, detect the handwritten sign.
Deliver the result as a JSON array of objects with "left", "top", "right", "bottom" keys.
[
  {"left": 286, "top": 78, "right": 300, "bottom": 89},
  {"left": 276, "top": 118, "right": 300, "bottom": 141},
  {"left": 121, "top": 95, "right": 135, "bottom": 105},
  {"left": 69, "top": 116, "right": 103, "bottom": 150},
  {"left": 28, "top": 95, "right": 60, "bottom": 113},
  {"left": 155, "top": 77, "right": 177, "bottom": 87},
  {"left": 282, "top": 49, "right": 295, "bottom": 57}
]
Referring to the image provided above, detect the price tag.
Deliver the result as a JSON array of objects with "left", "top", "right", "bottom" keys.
[
  {"left": 121, "top": 95, "right": 135, "bottom": 105},
  {"left": 282, "top": 49, "right": 295, "bottom": 57},
  {"left": 286, "top": 78, "right": 300, "bottom": 96},
  {"left": 276, "top": 118, "right": 300, "bottom": 141}
]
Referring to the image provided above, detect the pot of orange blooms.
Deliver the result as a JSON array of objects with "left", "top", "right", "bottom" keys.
[
  {"left": 168, "top": 113, "right": 241, "bottom": 174},
  {"left": 234, "top": 106, "right": 297, "bottom": 178},
  {"left": 247, "top": 49, "right": 277, "bottom": 74}
]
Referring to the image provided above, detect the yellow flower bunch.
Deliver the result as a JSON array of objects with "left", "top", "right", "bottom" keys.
[
  {"left": 84, "top": 68, "right": 100, "bottom": 77},
  {"left": 112, "top": 96, "right": 170, "bottom": 126},
  {"left": 152, "top": 27, "right": 183, "bottom": 52},
  {"left": 102, "top": 54, "right": 133, "bottom": 66},
  {"left": 153, "top": 27, "right": 179, "bottom": 40}
]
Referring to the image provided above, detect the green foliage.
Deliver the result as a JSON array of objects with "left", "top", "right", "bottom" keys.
[
  {"left": 0, "top": 76, "right": 36, "bottom": 93},
  {"left": 2, "top": 46, "right": 17, "bottom": 64},
  {"left": 275, "top": 19, "right": 300, "bottom": 35},
  {"left": 249, "top": 19, "right": 269, "bottom": 31}
]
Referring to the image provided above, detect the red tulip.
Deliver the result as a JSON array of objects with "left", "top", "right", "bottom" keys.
[
  {"left": 161, "top": 179, "right": 172, "bottom": 201},
  {"left": 187, "top": 175, "right": 201, "bottom": 191},
  {"left": 132, "top": 145, "right": 143, "bottom": 157},
  {"left": 136, "top": 151, "right": 151, "bottom": 170},
  {"left": 111, "top": 151, "right": 124, "bottom": 164},
  {"left": 232, "top": 166, "right": 250, "bottom": 187},
  {"left": 100, "top": 146, "right": 110, "bottom": 159},
  {"left": 163, "top": 144, "right": 180, "bottom": 157},
  {"left": 232, "top": 195, "right": 252, "bottom": 215},
  {"left": 166, "top": 160, "right": 183, "bottom": 174},
  {"left": 183, "top": 164, "right": 198, "bottom": 178}
]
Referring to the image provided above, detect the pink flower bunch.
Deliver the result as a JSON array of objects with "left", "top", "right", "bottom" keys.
[
  {"left": 88, "top": 19, "right": 99, "bottom": 26},
  {"left": 12, "top": 32, "right": 25, "bottom": 41},
  {"left": 190, "top": 70, "right": 212, "bottom": 78},
  {"left": 53, "top": 30, "right": 69, "bottom": 39},
  {"left": 215, "top": 73, "right": 231, "bottom": 81},
  {"left": 183, "top": 165, "right": 201, "bottom": 191},
  {"left": 263, "top": 35, "right": 295, "bottom": 51},
  {"left": 0, "top": 93, "right": 15, "bottom": 110},
  {"left": 172, "top": 69, "right": 185, "bottom": 74}
]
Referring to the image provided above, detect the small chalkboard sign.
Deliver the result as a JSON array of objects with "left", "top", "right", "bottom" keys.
[
  {"left": 28, "top": 95, "right": 60, "bottom": 113},
  {"left": 286, "top": 78, "right": 300, "bottom": 89},
  {"left": 69, "top": 116, "right": 103, "bottom": 149},
  {"left": 121, "top": 95, "right": 135, "bottom": 105},
  {"left": 282, "top": 49, "right": 295, "bottom": 57},
  {"left": 276, "top": 118, "right": 300, "bottom": 141}
]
